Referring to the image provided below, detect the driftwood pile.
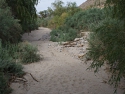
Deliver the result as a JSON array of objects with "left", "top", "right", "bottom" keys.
[
  {"left": 61, "top": 32, "right": 90, "bottom": 59},
  {"left": 61, "top": 32, "right": 89, "bottom": 47}
]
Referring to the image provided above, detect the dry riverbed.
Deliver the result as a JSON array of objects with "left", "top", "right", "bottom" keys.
[{"left": 11, "top": 27, "right": 124, "bottom": 94}]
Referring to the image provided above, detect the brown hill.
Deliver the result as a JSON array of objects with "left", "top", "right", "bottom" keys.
[{"left": 79, "top": 0, "right": 106, "bottom": 10}]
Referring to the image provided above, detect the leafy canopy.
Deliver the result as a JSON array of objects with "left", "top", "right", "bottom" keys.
[
  {"left": 6, "top": 0, "right": 39, "bottom": 32},
  {"left": 87, "top": 0, "right": 125, "bottom": 91},
  {"left": 105, "top": 0, "right": 125, "bottom": 21},
  {"left": 50, "top": 8, "right": 105, "bottom": 42},
  {"left": 0, "top": 0, "right": 22, "bottom": 43}
]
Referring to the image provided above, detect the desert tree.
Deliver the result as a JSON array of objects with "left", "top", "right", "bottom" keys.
[
  {"left": 6, "top": 0, "right": 39, "bottom": 32},
  {"left": 87, "top": 0, "right": 125, "bottom": 92}
]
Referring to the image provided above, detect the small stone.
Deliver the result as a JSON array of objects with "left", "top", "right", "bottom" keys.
[
  {"left": 79, "top": 37, "right": 84, "bottom": 40},
  {"left": 80, "top": 32, "right": 86, "bottom": 36},
  {"left": 74, "top": 38, "right": 80, "bottom": 41},
  {"left": 61, "top": 42, "right": 69, "bottom": 45},
  {"left": 70, "top": 42, "right": 77, "bottom": 45},
  {"left": 78, "top": 54, "right": 85, "bottom": 59},
  {"left": 84, "top": 41, "right": 88, "bottom": 43},
  {"left": 77, "top": 44, "right": 84, "bottom": 47},
  {"left": 80, "top": 40, "right": 85, "bottom": 43}
]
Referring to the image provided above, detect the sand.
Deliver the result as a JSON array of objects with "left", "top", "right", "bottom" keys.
[{"left": 10, "top": 27, "right": 124, "bottom": 94}]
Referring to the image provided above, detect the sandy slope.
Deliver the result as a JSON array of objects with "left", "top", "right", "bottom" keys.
[{"left": 11, "top": 27, "right": 124, "bottom": 94}]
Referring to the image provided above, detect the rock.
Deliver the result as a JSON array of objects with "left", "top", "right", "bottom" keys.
[
  {"left": 80, "top": 44, "right": 84, "bottom": 47},
  {"left": 80, "top": 32, "right": 86, "bottom": 37},
  {"left": 61, "top": 42, "right": 69, "bottom": 45},
  {"left": 74, "top": 38, "right": 80, "bottom": 41},
  {"left": 79, "top": 37, "right": 84, "bottom": 40},
  {"left": 84, "top": 41, "right": 88, "bottom": 43},
  {"left": 64, "top": 45, "right": 72, "bottom": 47},
  {"left": 80, "top": 40, "right": 85, "bottom": 43},
  {"left": 76, "top": 41, "right": 81, "bottom": 44},
  {"left": 79, "top": 51, "right": 84, "bottom": 53},
  {"left": 78, "top": 53, "right": 85, "bottom": 59},
  {"left": 77, "top": 44, "right": 84, "bottom": 47},
  {"left": 70, "top": 42, "right": 77, "bottom": 45}
]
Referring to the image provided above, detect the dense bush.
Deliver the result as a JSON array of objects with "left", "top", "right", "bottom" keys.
[
  {"left": 0, "top": 42, "right": 24, "bottom": 94},
  {"left": 0, "top": 0, "right": 40, "bottom": 94},
  {"left": 4, "top": 42, "right": 41, "bottom": 64},
  {"left": 37, "top": 17, "right": 51, "bottom": 27},
  {"left": 0, "top": 0, "right": 22, "bottom": 43},
  {"left": 50, "top": 8, "right": 105, "bottom": 42},
  {"left": 48, "top": 13, "right": 68, "bottom": 29},
  {"left": 65, "top": 8, "right": 105, "bottom": 31},
  {"left": 39, "top": 0, "right": 81, "bottom": 29},
  {"left": 0, "top": 73, "right": 12, "bottom": 94},
  {"left": 18, "top": 42, "right": 41, "bottom": 64},
  {"left": 0, "top": 41, "right": 41, "bottom": 94},
  {"left": 6, "top": 0, "right": 38, "bottom": 32},
  {"left": 87, "top": 18, "right": 125, "bottom": 87},
  {"left": 50, "top": 26, "right": 77, "bottom": 42}
]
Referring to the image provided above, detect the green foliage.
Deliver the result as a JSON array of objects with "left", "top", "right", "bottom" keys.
[
  {"left": 0, "top": 0, "right": 22, "bottom": 43},
  {"left": 50, "top": 26, "right": 77, "bottom": 42},
  {"left": 0, "top": 73, "right": 12, "bottom": 94},
  {"left": 50, "top": 8, "right": 105, "bottom": 42},
  {"left": 87, "top": 18, "right": 125, "bottom": 88},
  {"left": 51, "top": 0, "right": 65, "bottom": 16},
  {"left": 18, "top": 42, "right": 41, "bottom": 64},
  {"left": 0, "top": 60, "right": 24, "bottom": 76},
  {"left": 65, "top": 8, "right": 105, "bottom": 31},
  {"left": 48, "top": 13, "right": 68, "bottom": 29},
  {"left": 41, "top": 0, "right": 81, "bottom": 29},
  {"left": 6, "top": 0, "right": 38, "bottom": 32},
  {"left": 87, "top": 0, "right": 125, "bottom": 91},
  {"left": 51, "top": 0, "right": 81, "bottom": 16},
  {"left": 37, "top": 17, "right": 51, "bottom": 27},
  {"left": 0, "top": 41, "right": 41, "bottom": 94},
  {"left": 66, "top": 2, "right": 82, "bottom": 16},
  {"left": 0, "top": 42, "right": 24, "bottom": 94},
  {"left": 39, "top": 10, "right": 48, "bottom": 18},
  {"left": 105, "top": 0, "right": 125, "bottom": 21},
  {"left": 3, "top": 42, "right": 41, "bottom": 64},
  {"left": 0, "top": 42, "right": 24, "bottom": 76}
]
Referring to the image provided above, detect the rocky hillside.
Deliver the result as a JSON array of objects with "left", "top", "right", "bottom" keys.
[{"left": 79, "top": 0, "right": 106, "bottom": 10}]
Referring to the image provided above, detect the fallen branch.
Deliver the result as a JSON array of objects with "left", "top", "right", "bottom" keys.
[
  {"left": 15, "top": 77, "right": 27, "bottom": 82},
  {"left": 29, "top": 73, "right": 39, "bottom": 82}
]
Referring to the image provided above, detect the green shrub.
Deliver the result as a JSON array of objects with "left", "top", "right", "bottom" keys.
[
  {"left": 0, "top": 42, "right": 24, "bottom": 75},
  {"left": 48, "top": 14, "right": 68, "bottom": 29},
  {"left": 0, "top": 60, "right": 24, "bottom": 76},
  {"left": 27, "top": 20, "right": 39, "bottom": 31},
  {"left": 3, "top": 42, "right": 41, "bottom": 64},
  {"left": 6, "top": 0, "right": 38, "bottom": 32},
  {"left": 44, "top": 1, "right": 81, "bottom": 29},
  {"left": 37, "top": 17, "right": 51, "bottom": 27},
  {"left": 0, "top": 41, "right": 24, "bottom": 94},
  {"left": 0, "top": 41, "right": 41, "bottom": 94},
  {"left": 65, "top": 8, "right": 105, "bottom": 31},
  {"left": 0, "top": 0, "right": 22, "bottom": 43},
  {"left": 87, "top": 18, "right": 125, "bottom": 86},
  {"left": 50, "top": 26, "right": 77, "bottom": 42},
  {"left": 18, "top": 42, "right": 41, "bottom": 64},
  {"left": 50, "top": 8, "right": 105, "bottom": 42},
  {"left": 0, "top": 73, "right": 12, "bottom": 94}
]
